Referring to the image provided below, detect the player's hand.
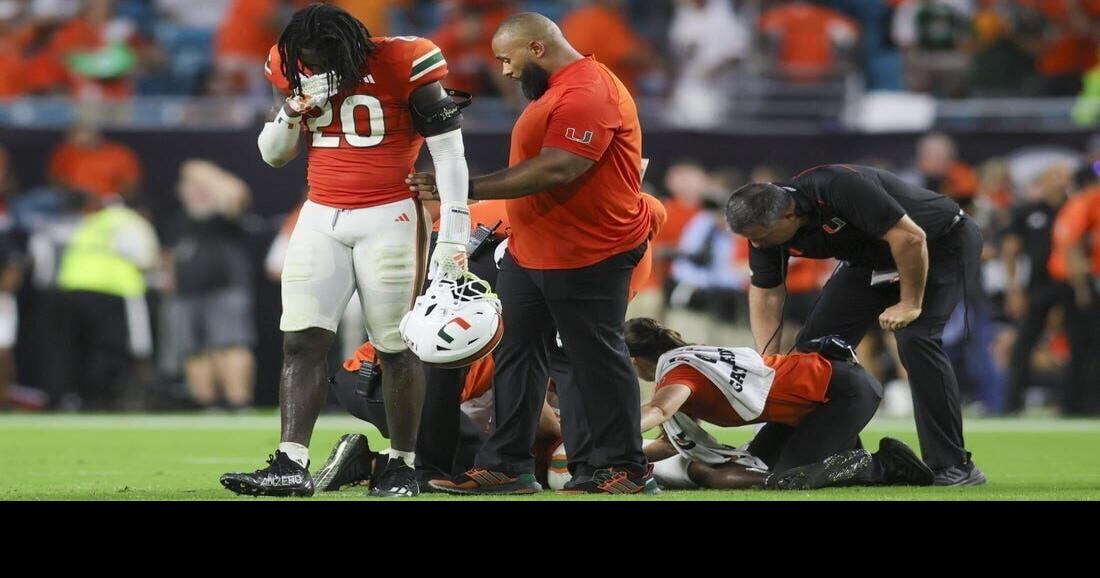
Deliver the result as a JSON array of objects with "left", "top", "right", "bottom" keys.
[
  {"left": 285, "top": 72, "right": 340, "bottom": 114},
  {"left": 406, "top": 172, "right": 439, "bottom": 201},
  {"left": 879, "top": 302, "right": 921, "bottom": 331},
  {"left": 429, "top": 241, "right": 468, "bottom": 281}
]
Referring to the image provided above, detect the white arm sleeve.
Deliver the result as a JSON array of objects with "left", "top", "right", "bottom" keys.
[
  {"left": 257, "top": 108, "right": 302, "bottom": 168},
  {"left": 426, "top": 128, "right": 470, "bottom": 246}
]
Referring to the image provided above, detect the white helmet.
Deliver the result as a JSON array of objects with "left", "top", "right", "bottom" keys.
[{"left": 400, "top": 269, "right": 503, "bottom": 369}]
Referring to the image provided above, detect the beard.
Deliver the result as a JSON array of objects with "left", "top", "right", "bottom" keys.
[{"left": 519, "top": 61, "right": 551, "bottom": 100}]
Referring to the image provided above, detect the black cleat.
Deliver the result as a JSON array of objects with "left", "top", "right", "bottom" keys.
[
  {"left": 765, "top": 449, "right": 873, "bottom": 490},
  {"left": 220, "top": 451, "right": 315, "bottom": 497},
  {"left": 314, "top": 434, "right": 381, "bottom": 492},
  {"left": 875, "top": 437, "right": 934, "bottom": 486},
  {"left": 369, "top": 457, "right": 420, "bottom": 497},
  {"left": 933, "top": 461, "right": 987, "bottom": 486}
]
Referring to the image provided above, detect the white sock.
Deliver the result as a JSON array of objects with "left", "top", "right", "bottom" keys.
[
  {"left": 389, "top": 448, "right": 415, "bottom": 468},
  {"left": 279, "top": 442, "right": 310, "bottom": 469}
]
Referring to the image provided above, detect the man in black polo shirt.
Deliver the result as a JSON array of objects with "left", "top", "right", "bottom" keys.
[
  {"left": 1001, "top": 166, "right": 1070, "bottom": 414},
  {"left": 726, "top": 164, "right": 986, "bottom": 486}
]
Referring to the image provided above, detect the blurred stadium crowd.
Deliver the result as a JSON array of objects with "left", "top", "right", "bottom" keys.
[
  {"left": 0, "top": 0, "right": 1098, "bottom": 417},
  {"left": 1, "top": 1, "right": 1098, "bottom": 122}
]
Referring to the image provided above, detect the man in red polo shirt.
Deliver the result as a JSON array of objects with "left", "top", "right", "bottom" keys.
[{"left": 409, "top": 12, "right": 653, "bottom": 494}]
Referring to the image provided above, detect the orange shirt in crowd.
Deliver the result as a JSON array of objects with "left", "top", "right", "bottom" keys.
[
  {"left": 46, "top": 17, "right": 143, "bottom": 99},
  {"left": 645, "top": 197, "right": 699, "bottom": 291},
  {"left": 506, "top": 56, "right": 650, "bottom": 270},
  {"left": 656, "top": 351, "right": 833, "bottom": 428},
  {"left": 217, "top": 0, "right": 311, "bottom": 61},
  {"left": 48, "top": 140, "right": 142, "bottom": 198},
  {"left": 1048, "top": 186, "right": 1100, "bottom": 281},
  {"left": 561, "top": 4, "right": 648, "bottom": 93},
  {"left": 430, "top": 5, "right": 513, "bottom": 95},
  {"left": 345, "top": 340, "right": 494, "bottom": 402},
  {"left": 760, "top": 3, "right": 858, "bottom": 79},
  {"left": 0, "top": 25, "right": 34, "bottom": 98}
]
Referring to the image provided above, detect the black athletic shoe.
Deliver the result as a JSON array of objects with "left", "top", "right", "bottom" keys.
[
  {"left": 220, "top": 451, "right": 315, "bottom": 497},
  {"left": 874, "top": 437, "right": 935, "bottom": 486},
  {"left": 933, "top": 461, "right": 988, "bottom": 486},
  {"left": 314, "top": 434, "right": 381, "bottom": 492},
  {"left": 765, "top": 449, "right": 873, "bottom": 490},
  {"left": 564, "top": 465, "right": 660, "bottom": 495},
  {"left": 369, "top": 457, "right": 420, "bottom": 497}
]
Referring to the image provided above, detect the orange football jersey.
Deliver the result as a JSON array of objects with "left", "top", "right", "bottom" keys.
[{"left": 265, "top": 37, "right": 449, "bottom": 209}]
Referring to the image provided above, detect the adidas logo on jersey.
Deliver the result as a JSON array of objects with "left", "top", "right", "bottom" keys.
[
  {"left": 394, "top": 213, "right": 411, "bottom": 222},
  {"left": 362, "top": 74, "right": 375, "bottom": 84}
]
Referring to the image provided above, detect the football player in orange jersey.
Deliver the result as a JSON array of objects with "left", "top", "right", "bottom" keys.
[
  {"left": 625, "top": 318, "right": 934, "bottom": 490},
  {"left": 220, "top": 4, "right": 473, "bottom": 498}
]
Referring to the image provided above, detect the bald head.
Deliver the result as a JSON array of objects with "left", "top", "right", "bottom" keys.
[
  {"left": 493, "top": 12, "right": 564, "bottom": 45},
  {"left": 490, "top": 12, "right": 582, "bottom": 100}
]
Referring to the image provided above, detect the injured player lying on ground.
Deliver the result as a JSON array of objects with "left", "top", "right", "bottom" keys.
[{"left": 624, "top": 318, "right": 935, "bottom": 490}]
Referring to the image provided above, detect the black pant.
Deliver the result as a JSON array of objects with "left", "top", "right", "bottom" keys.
[
  {"left": 476, "top": 243, "right": 648, "bottom": 475},
  {"left": 1006, "top": 281, "right": 1070, "bottom": 412},
  {"left": 43, "top": 290, "right": 133, "bottom": 410},
  {"left": 794, "top": 218, "right": 982, "bottom": 470},
  {"left": 1062, "top": 284, "right": 1100, "bottom": 415},
  {"left": 329, "top": 235, "right": 505, "bottom": 478},
  {"left": 748, "top": 361, "right": 883, "bottom": 472},
  {"left": 330, "top": 364, "right": 486, "bottom": 479}
]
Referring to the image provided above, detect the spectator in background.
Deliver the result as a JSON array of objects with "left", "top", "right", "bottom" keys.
[
  {"left": 561, "top": 0, "right": 660, "bottom": 95},
  {"left": 46, "top": 194, "right": 159, "bottom": 410},
  {"left": 211, "top": 0, "right": 309, "bottom": 96},
  {"left": 649, "top": 161, "right": 707, "bottom": 320},
  {"left": 667, "top": 0, "right": 749, "bottom": 128},
  {"left": 901, "top": 132, "right": 978, "bottom": 200},
  {"left": 892, "top": 0, "right": 974, "bottom": 97},
  {"left": 48, "top": 122, "right": 142, "bottom": 201},
  {"left": 0, "top": 0, "right": 34, "bottom": 99},
  {"left": 1031, "top": 0, "right": 1099, "bottom": 96},
  {"left": 969, "top": 0, "right": 1043, "bottom": 96},
  {"left": 760, "top": 0, "right": 859, "bottom": 82},
  {"left": 1002, "top": 164, "right": 1071, "bottom": 413},
  {"left": 164, "top": 161, "right": 256, "bottom": 411},
  {"left": 38, "top": 0, "right": 151, "bottom": 99},
  {"left": 0, "top": 146, "right": 24, "bottom": 409},
  {"left": 669, "top": 188, "right": 750, "bottom": 339},
  {"left": 152, "top": 0, "right": 231, "bottom": 95},
  {"left": 430, "top": 0, "right": 515, "bottom": 97},
  {"left": 1047, "top": 167, "right": 1100, "bottom": 414}
]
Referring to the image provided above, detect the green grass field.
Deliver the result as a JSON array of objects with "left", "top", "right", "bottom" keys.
[{"left": 1, "top": 413, "right": 1098, "bottom": 500}]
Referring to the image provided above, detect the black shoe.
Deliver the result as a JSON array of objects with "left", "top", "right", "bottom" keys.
[
  {"left": 933, "top": 461, "right": 987, "bottom": 486},
  {"left": 314, "top": 434, "right": 381, "bottom": 492},
  {"left": 563, "top": 465, "right": 659, "bottom": 495},
  {"left": 765, "top": 449, "right": 873, "bottom": 491},
  {"left": 369, "top": 457, "right": 420, "bottom": 497},
  {"left": 220, "top": 451, "right": 315, "bottom": 497},
  {"left": 875, "top": 437, "right": 934, "bottom": 486}
]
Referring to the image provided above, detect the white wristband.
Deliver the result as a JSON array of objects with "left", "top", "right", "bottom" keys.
[{"left": 438, "top": 202, "right": 471, "bottom": 246}]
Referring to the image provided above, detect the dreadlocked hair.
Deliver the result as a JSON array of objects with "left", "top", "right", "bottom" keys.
[
  {"left": 277, "top": 3, "right": 376, "bottom": 96},
  {"left": 625, "top": 318, "right": 692, "bottom": 362}
]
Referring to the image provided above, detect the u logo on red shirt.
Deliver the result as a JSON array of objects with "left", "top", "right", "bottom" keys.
[{"left": 564, "top": 128, "right": 593, "bottom": 144}]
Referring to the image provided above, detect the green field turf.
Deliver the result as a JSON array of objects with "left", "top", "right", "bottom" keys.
[{"left": 1, "top": 413, "right": 1098, "bottom": 500}]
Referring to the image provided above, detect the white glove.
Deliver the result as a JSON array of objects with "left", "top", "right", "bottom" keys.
[
  {"left": 429, "top": 241, "right": 468, "bottom": 281},
  {"left": 285, "top": 71, "right": 341, "bottom": 113}
]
